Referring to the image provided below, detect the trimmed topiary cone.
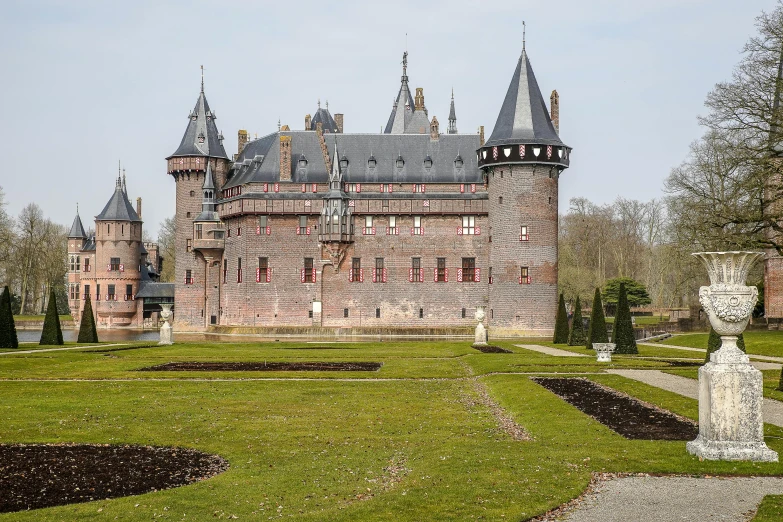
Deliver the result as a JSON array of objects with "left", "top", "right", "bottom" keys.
[
  {"left": 553, "top": 293, "right": 569, "bottom": 344},
  {"left": 568, "top": 296, "right": 586, "bottom": 346},
  {"left": 705, "top": 326, "right": 744, "bottom": 363},
  {"left": 40, "top": 288, "right": 64, "bottom": 345},
  {"left": 0, "top": 286, "right": 18, "bottom": 348},
  {"left": 586, "top": 288, "right": 608, "bottom": 349},
  {"left": 613, "top": 283, "right": 638, "bottom": 354},
  {"left": 77, "top": 294, "right": 99, "bottom": 344}
]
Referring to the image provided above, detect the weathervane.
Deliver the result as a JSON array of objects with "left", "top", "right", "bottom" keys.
[
  {"left": 522, "top": 21, "right": 526, "bottom": 52},
  {"left": 200, "top": 65, "right": 204, "bottom": 92}
]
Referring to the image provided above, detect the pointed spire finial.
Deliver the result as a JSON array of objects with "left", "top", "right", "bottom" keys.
[
  {"left": 76, "top": 202, "right": 79, "bottom": 214},
  {"left": 402, "top": 50, "right": 408, "bottom": 78},
  {"left": 326, "top": 100, "right": 329, "bottom": 110},
  {"left": 200, "top": 65, "right": 204, "bottom": 93},
  {"left": 522, "top": 21, "right": 526, "bottom": 53},
  {"left": 318, "top": 98, "right": 321, "bottom": 109},
  {"left": 277, "top": 119, "right": 281, "bottom": 131}
]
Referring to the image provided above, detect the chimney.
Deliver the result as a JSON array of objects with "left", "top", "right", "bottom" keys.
[
  {"left": 136, "top": 197, "right": 142, "bottom": 219},
  {"left": 279, "top": 135, "right": 292, "bottom": 181},
  {"left": 334, "top": 113, "right": 344, "bottom": 133},
  {"left": 238, "top": 129, "right": 248, "bottom": 155},
  {"left": 305, "top": 114, "right": 312, "bottom": 131},
  {"left": 414, "top": 87, "right": 425, "bottom": 111},
  {"left": 550, "top": 90, "right": 560, "bottom": 134},
  {"left": 430, "top": 116, "right": 439, "bottom": 140},
  {"left": 479, "top": 126, "right": 485, "bottom": 147}
]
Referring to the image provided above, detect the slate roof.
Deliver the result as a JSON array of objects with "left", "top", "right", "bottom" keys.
[
  {"left": 311, "top": 107, "right": 340, "bottom": 133},
  {"left": 384, "top": 53, "right": 415, "bottom": 134},
  {"left": 168, "top": 87, "right": 229, "bottom": 159},
  {"left": 68, "top": 213, "right": 86, "bottom": 238},
  {"left": 224, "top": 131, "right": 482, "bottom": 189},
  {"left": 404, "top": 109, "right": 430, "bottom": 134},
  {"left": 96, "top": 178, "right": 142, "bottom": 222},
  {"left": 485, "top": 49, "right": 565, "bottom": 148},
  {"left": 135, "top": 282, "right": 175, "bottom": 299},
  {"left": 81, "top": 236, "right": 96, "bottom": 252}
]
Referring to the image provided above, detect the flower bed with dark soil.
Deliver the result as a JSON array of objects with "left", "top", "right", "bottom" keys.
[
  {"left": 532, "top": 377, "right": 698, "bottom": 440},
  {"left": 138, "top": 361, "right": 383, "bottom": 372},
  {"left": 0, "top": 444, "right": 228, "bottom": 513},
  {"left": 472, "top": 345, "right": 513, "bottom": 353}
]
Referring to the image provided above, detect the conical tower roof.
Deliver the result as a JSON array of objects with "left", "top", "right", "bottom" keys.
[
  {"left": 168, "top": 81, "right": 228, "bottom": 160},
  {"left": 96, "top": 175, "right": 142, "bottom": 222},
  {"left": 384, "top": 52, "right": 415, "bottom": 134},
  {"left": 68, "top": 211, "right": 86, "bottom": 239},
  {"left": 195, "top": 163, "right": 220, "bottom": 222},
  {"left": 311, "top": 102, "right": 340, "bottom": 133},
  {"left": 485, "top": 49, "right": 564, "bottom": 148}
]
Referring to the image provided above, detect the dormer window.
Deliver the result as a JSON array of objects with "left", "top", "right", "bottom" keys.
[
  {"left": 368, "top": 156, "right": 377, "bottom": 168},
  {"left": 298, "top": 156, "right": 308, "bottom": 168},
  {"left": 454, "top": 155, "right": 464, "bottom": 169},
  {"left": 424, "top": 156, "right": 433, "bottom": 169},
  {"left": 396, "top": 155, "right": 404, "bottom": 169},
  {"left": 198, "top": 132, "right": 205, "bottom": 144},
  {"left": 340, "top": 155, "right": 349, "bottom": 170}
]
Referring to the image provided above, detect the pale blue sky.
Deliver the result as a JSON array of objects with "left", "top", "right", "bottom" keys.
[{"left": 0, "top": 0, "right": 778, "bottom": 237}]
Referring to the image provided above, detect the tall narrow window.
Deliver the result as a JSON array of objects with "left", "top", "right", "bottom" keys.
[
  {"left": 126, "top": 284, "right": 133, "bottom": 300},
  {"left": 462, "top": 257, "right": 476, "bottom": 282},
  {"left": 107, "top": 284, "right": 116, "bottom": 301},
  {"left": 223, "top": 259, "right": 228, "bottom": 283},
  {"left": 84, "top": 284, "right": 90, "bottom": 300},
  {"left": 412, "top": 216, "right": 422, "bottom": 235},
  {"left": 110, "top": 257, "right": 120, "bottom": 271},
  {"left": 364, "top": 216, "right": 375, "bottom": 235},
  {"left": 436, "top": 257, "right": 447, "bottom": 282},
  {"left": 237, "top": 257, "right": 242, "bottom": 283},
  {"left": 351, "top": 258, "right": 362, "bottom": 283},
  {"left": 96, "top": 284, "right": 100, "bottom": 301},
  {"left": 298, "top": 215, "right": 307, "bottom": 235},
  {"left": 185, "top": 269, "right": 193, "bottom": 285},
  {"left": 411, "top": 257, "right": 422, "bottom": 282},
  {"left": 258, "top": 215, "right": 269, "bottom": 235},
  {"left": 76, "top": 256, "right": 81, "bottom": 271},
  {"left": 69, "top": 256, "right": 75, "bottom": 271},
  {"left": 520, "top": 266, "right": 530, "bottom": 284},
  {"left": 257, "top": 257, "right": 268, "bottom": 283},
  {"left": 84, "top": 258, "right": 90, "bottom": 272},
  {"left": 388, "top": 215, "right": 397, "bottom": 235},
  {"left": 375, "top": 257, "right": 385, "bottom": 283},
  {"left": 186, "top": 239, "right": 192, "bottom": 252},
  {"left": 303, "top": 257, "right": 314, "bottom": 283},
  {"left": 461, "top": 216, "right": 476, "bottom": 235},
  {"left": 196, "top": 224, "right": 203, "bottom": 239},
  {"left": 520, "top": 225, "right": 529, "bottom": 241}
]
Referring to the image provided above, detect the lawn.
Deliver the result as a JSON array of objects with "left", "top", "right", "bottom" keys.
[
  {"left": 1, "top": 338, "right": 782, "bottom": 520},
  {"left": 660, "top": 330, "right": 783, "bottom": 358}
]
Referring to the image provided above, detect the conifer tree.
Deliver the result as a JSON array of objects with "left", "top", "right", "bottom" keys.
[
  {"left": 613, "top": 282, "right": 638, "bottom": 354},
  {"left": 568, "top": 296, "right": 586, "bottom": 346},
  {"left": 77, "top": 294, "right": 99, "bottom": 344},
  {"left": 705, "top": 326, "right": 745, "bottom": 363},
  {"left": 586, "top": 288, "right": 608, "bottom": 349},
  {"left": 0, "top": 286, "right": 18, "bottom": 349},
  {"left": 40, "top": 289, "right": 64, "bottom": 345},
  {"left": 553, "top": 293, "right": 569, "bottom": 344}
]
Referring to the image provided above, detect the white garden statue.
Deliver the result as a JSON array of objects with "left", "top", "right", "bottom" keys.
[
  {"left": 473, "top": 308, "right": 488, "bottom": 347},
  {"left": 686, "top": 251, "right": 777, "bottom": 462},
  {"left": 593, "top": 342, "right": 615, "bottom": 362},
  {"left": 158, "top": 304, "right": 174, "bottom": 346}
]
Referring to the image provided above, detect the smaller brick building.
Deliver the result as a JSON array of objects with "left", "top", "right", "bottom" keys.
[{"left": 66, "top": 174, "right": 170, "bottom": 327}]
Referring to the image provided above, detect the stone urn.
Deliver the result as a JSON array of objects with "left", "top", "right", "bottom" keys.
[
  {"left": 158, "top": 303, "right": 174, "bottom": 346},
  {"left": 593, "top": 342, "right": 615, "bottom": 362},
  {"left": 686, "top": 251, "right": 777, "bottom": 462},
  {"left": 473, "top": 308, "right": 488, "bottom": 347}
]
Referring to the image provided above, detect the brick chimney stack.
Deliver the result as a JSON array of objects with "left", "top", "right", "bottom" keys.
[
  {"left": 238, "top": 129, "right": 248, "bottom": 155},
  {"left": 279, "top": 135, "right": 292, "bottom": 181},
  {"left": 479, "top": 126, "right": 485, "bottom": 147},
  {"left": 334, "top": 114, "right": 344, "bottom": 133},
  {"left": 414, "top": 88, "right": 425, "bottom": 111},
  {"left": 136, "top": 197, "right": 142, "bottom": 219},
  {"left": 550, "top": 90, "right": 560, "bottom": 134},
  {"left": 430, "top": 116, "right": 439, "bottom": 140},
  {"left": 305, "top": 114, "right": 311, "bottom": 131}
]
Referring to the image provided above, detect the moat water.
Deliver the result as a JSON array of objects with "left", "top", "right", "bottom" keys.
[{"left": 18, "top": 329, "right": 160, "bottom": 343}]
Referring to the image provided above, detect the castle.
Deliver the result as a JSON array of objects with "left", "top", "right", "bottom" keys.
[
  {"left": 66, "top": 175, "right": 171, "bottom": 327},
  {"left": 164, "top": 42, "right": 570, "bottom": 336}
]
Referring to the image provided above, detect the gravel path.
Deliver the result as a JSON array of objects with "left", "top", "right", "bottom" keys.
[
  {"left": 555, "top": 475, "right": 783, "bottom": 522},
  {"left": 607, "top": 369, "right": 783, "bottom": 427},
  {"left": 515, "top": 344, "right": 590, "bottom": 357}
]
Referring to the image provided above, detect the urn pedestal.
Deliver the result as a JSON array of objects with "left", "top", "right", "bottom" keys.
[
  {"left": 593, "top": 343, "right": 615, "bottom": 362},
  {"left": 686, "top": 252, "right": 777, "bottom": 462},
  {"left": 158, "top": 304, "right": 174, "bottom": 346},
  {"left": 473, "top": 308, "right": 488, "bottom": 347}
]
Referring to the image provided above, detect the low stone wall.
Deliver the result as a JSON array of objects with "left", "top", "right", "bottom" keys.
[{"left": 207, "top": 325, "right": 474, "bottom": 338}]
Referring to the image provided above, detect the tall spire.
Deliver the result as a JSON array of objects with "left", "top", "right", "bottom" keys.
[
  {"left": 448, "top": 89, "right": 458, "bottom": 134},
  {"left": 68, "top": 204, "right": 86, "bottom": 239},
  {"left": 167, "top": 72, "right": 229, "bottom": 160},
  {"left": 195, "top": 162, "right": 220, "bottom": 222},
  {"left": 384, "top": 51, "right": 415, "bottom": 134},
  {"left": 122, "top": 168, "right": 127, "bottom": 195}
]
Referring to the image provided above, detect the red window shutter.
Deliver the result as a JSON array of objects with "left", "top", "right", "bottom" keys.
[
  {"left": 307, "top": 227, "right": 311, "bottom": 235},
  {"left": 119, "top": 264, "right": 124, "bottom": 272},
  {"left": 356, "top": 183, "right": 361, "bottom": 193},
  {"left": 296, "top": 227, "right": 301, "bottom": 235},
  {"left": 410, "top": 227, "right": 414, "bottom": 235},
  {"left": 457, "top": 269, "right": 463, "bottom": 282},
  {"left": 256, "top": 226, "right": 260, "bottom": 235},
  {"left": 475, "top": 268, "right": 481, "bottom": 282},
  {"left": 256, "top": 268, "right": 260, "bottom": 283},
  {"left": 312, "top": 268, "right": 317, "bottom": 283},
  {"left": 301, "top": 184, "right": 306, "bottom": 192},
  {"left": 471, "top": 184, "right": 476, "bottom": 193},
  {"left": 264, "top": 183, "right": 268, "bottom": 192},
  {"left": 266, "top": 268, "right": 272, "bottom": 283},
  {"left": 457, "top": 227, "right": 463, "bottom": 235},
  {"left": 359, "top": 268, "right": 364, "bottom": 282},
  {"left": 527, "top": 276, "right": 532, "bottom": 284},
  {"left": 301, "top": 268, "right": 305, "bottom": 283},
  {"left": 445, "top": 268, "right": 449, "bottom": 282},
  {"left": 312, "top": 183, "right": 317, "bottom": 193},
  {"left": 460, "top": 184, "right": 465, "bottom": 193},
  {"left": 388, "top": 184, "right": 393, "bottom": 193},
  {"left": 266, "top": 226, "right": 271, "bottom": 235},
  {"left": 349, "top": 270, "right": 353, "bottom": 282},
  {"left": 475, "top": 226, "right": 481, "bottom": 235},
  {"left": 107, "top": 264, "right": 111, "bottom": 271},
  {"left": 373, "top": 269, "right": 377, "bottom": 283},
  {"left": 274, "top": 183, "right": 279, "bottom": 192},
  {"left": 408, "top": 268, "right": 413, "bottom": 282},
  {"left": 420, "top": 227, "right": 424, "bottom": 235},
  {"left": 371, "top": 227, "right": 376, "bottom": 235},
  {"left": 419, "top": 268, "right": 423, "bottom": 282},
  {"left": 433, "top": 268, "right": 438, "bottom": 282},
  {"left": 422, "top": 184, "right": 426, "bottom": 193},
  {"left": 394, "top": 227, "right": 399, "bottom": 235},
  {"left": 382, "top": 268, "right": 387, "bottom": 283}
]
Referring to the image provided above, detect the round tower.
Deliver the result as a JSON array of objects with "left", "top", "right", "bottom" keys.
[
  {"left": 479, "top": 43, "right": 571, "bottom": 336},
  {"left": 66, "top": 208, "right": 87, "bottom": 322},
  {"left": 166, "top": 75, "right": 230, "bottom": 329}
]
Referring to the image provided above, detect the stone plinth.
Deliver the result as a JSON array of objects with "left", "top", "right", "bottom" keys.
[
  {"left": 472, "top": 308, "right": 488, "bottom": 347},
  {"left": 687, "top": 359, "right": 777, "bottom": 462},
  {"left": 158, "top": 304, "right": 174, "bottom": 346},
  {"left": 593, "top": 343, "right": 615, "bottom": 362}
]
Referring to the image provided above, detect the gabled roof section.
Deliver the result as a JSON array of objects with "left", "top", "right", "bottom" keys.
[
  {"left": 404, "top": 109, "right": 430, "bottom": 134},
  {"left": 68, "top": 212, "right": 86, "bottom": 238},
  {"left": 485, "top": 49, "right": 565, "bottom": 148},
  {"left": 96, "top": 176, "right": 142, "bottom": 222},
  {"left": 311, "top": 104, "right": 340, "bottom": 133},
  {"left": 384, "top": 52, "right": 414, "bottom": 134},
  {"left": 168, "top": 84, "right": 229, "bottom": 160}
]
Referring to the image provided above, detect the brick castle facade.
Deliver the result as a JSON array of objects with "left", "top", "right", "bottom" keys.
[{"left": 168, "top": 47, "right": 571, "bottom": 336}]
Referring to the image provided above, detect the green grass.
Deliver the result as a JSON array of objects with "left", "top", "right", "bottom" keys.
[
  {"left": 1, "top": 338, "right": 782, "bottom": 520},
  {"left": 660, "top": 331, "right": 783, "bottom": 358},
  {"left": 606, "top": 315, "right": 669, "bottom": 325}
]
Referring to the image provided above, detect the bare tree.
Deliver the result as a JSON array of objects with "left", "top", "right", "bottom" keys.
[{"left": 158, "top": 216, "right": 176, "bottom": 283}]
